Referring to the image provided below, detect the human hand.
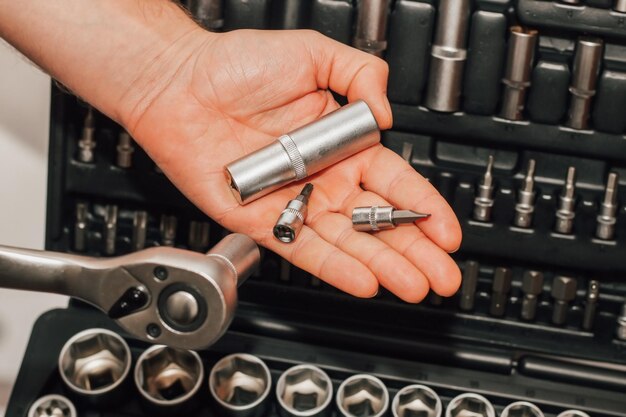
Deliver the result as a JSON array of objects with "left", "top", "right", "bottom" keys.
[{"left": 124, "top": 29, "right": 462, "bottom": 302}]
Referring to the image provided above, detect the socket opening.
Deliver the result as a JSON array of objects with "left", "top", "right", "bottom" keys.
[
  {"left": 274, "top": 224, "right": 296, "bottom": 243},
  {"left": 209, "top": 353, "right": 272, "bottom": 410},
  {"left": 510, "top": 26, "right": 538, "bottom": 37},
  {"left": 392, "top": 385, "right": 442, "bottom": 417},
  {"left": 445, "top": 394, "right": 495, "bottom": 417},
  {"left": 224, "top": 168, "right": 244, "bottom": 204},
  {"left": 502, "top": 402, "right": 544, "bottom": 417},
  {"left": 337, "top": 374, "right": 389, "bottom": 417},
  {"left": 58, "top": 329, "right": 131, "bottom": 395},
  {"left": 556, "top": 411, "right": 591, "bottom": 417},
  {"left": 28, "top": 395, "right": 77, "bottom": 417},
  {"left": 276, "top": 364, "right": 333, "bottom": 416},
  {"left": 134, "top": 345, "right": 204, "bottom": 406}
]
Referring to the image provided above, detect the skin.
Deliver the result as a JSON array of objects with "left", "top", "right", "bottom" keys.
[{"left": 0, "top": 0, "right": 462, "bottom": 302}]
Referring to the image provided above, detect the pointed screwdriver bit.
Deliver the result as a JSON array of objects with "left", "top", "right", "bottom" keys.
[
  {"left": 77, "top": 107, "right": 96, "bottom": 163},
  {"left": 473, "top": 155, "right": 495, "bottom": 222},
  {"left": 582, "top": 280, "right": 599, "bottom": 331},
  {"left": 596, "top": 172, "right": 619, "bottom": 240},
  {"left": 514, "top": 159, "right": 537, "bottom": 228},
  {"left": 555, "top": 167, "right": 577, "bottom": 235},
  {"left": 352, "top": 206, "right": 430, "bottom": 232},
  {"left": 273, "top": 183, "right": 313, "bottom": 243}
]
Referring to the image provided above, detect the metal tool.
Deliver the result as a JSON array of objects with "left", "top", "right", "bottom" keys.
[
  {"left": 500, "top": 26, "right": 538, "bottom": 121},
  {"left": 445, "top": 393, "right": 495, "bottom": 417},
  {"left": 490, "top": 267, "right": 512, "bottom": 317},
  {"left": 160, "top": 215, "right": 178, "bottom": 247},
  {"left": 188, "top": 221, "right": 210, "bottom": 252},
  {"left": 336, "top": 374, "right": 389, "bottom": 417},
  {"left": 616, "top": 0, "right": 626, "bottom": 13},
  {"left": 74, "top": 202, "right": 88, "bottom": 252},
  {"left": 513, "top": 159, "right": 536, "bottom": 228},
  {"left": 134, "top": 345, "right": 204, "bottom": 407},
  {"left": 58, "top": 328, "right": 131, "bottom": 398},
  {"left": 459, "top": 260, "right": 479, "bottom": 311},
  {"left": 473, "top": 155, "right": 495, "bottom": 222},
  {"left": 521, "top": 270, "right": 544, "bottom": 321},
  {"left": 501, "top": 401, "right": 544, "bottom": 417},
  {"left": 557, "top": 411, "right": 590, "bottom": 417},
  {"left": 352, "top": 206, "right": 430, "bottom": 232},
  {"left": 225, "top": 100, "right": 379, "bottom": 204},
  {"left": 28, "top": 394, "right": 77, "bottom": 417},
  {"left": 77, "top": 107, "right": 96, "bottom": 163},
  {"left": 209, "top": 353, "right": 272, "bottom": 417},
  {"left": 353, "top": 0, "right": 390, "bottom": 57},
  {"left": 424, "top": 0, "right": 471, "bottom": 112},
  {"left": 555, "top": 167, "right": 577, "bottom": 235},
  {"left": 116, "top": 131, "right": 134, "bottom": 168},
  {"left": 132, "top": 210, "right": 148, "bottom": 251},
  {"left": 187, "top": 0, "right": 223, "bottom": 31},
  {"left": 0, "top": 233, "right": 260, "bottom": 350},
  {"left": 104, "top": 205, "right": 118, "bottom": 256},
  {"left": 392, "top": 385, "right": 442, "bottom": 417},
  {"left": 551, "top": 276, "right": 578, "bottom": 325},
  {"left": 616, "top": 301, "right": 626, "bottom": 341},
  {"left": 596, "top": 172, "right": 619, "bottom": 241},
  {"left": 274, "top": 183, "right": 313, "bottom": 243},
  {"left": 276, "top": 364, "right": 333, "bottom": 417},
  {"left": 566, "top": 37, "right": 603, "bottom": 130},
  {"left": 401, "top": 142, "right": 413, "bottom": 163},
  {"left": 582, "top": 280, "right": 599, "bottom": 331}
]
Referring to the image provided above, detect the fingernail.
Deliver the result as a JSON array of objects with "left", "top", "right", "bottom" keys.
[{"left": 448, "top": 245, "right": 461, "bottom": 254}]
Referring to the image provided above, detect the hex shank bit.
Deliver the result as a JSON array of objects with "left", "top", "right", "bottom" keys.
[
  {"left": 500, "top": 27, "right": 538, "bottom": 121},
  {"left": 473, "top": 155, "right": 495, "bottom": 222},
  {"left": 521, "top": 270, "right": 544, "bottom": 321},
  {"left": 459, "top": 260, "right": 479, "bottom": 311},
  {"left": 116, "top": 131, "right": 134, "bottom": 168},
  {"left": 582, "top": 280, "right": 599, "bottom": 331},
  {"left": 490, "top": 267, "right": 512, "bottom": 317},
  {"left": 616, "top": 301, "right": 626, "bottom": 341},
  {"left": 566, "top": 37, "right": 603, "bottom": 130},
  {"left": 596, "top": 172, "right": 619, "bottom": 240},
  {"left": 273, "top": 183, "right": 313, "bottom": 243},
  {"left": 353, "top": 0, "right": 390, "bottom": 57},
  {"left": 513, "top": 159, "right": 536, "bottom": 228},
  {"left": 555, "top": 167, "right": 576, "bottom": 234},
  {"left": 551, "top": 276, "right": 577, "bottom": 325},
  {"left": 424, "top": 0, "right": 471, "bottom": 112},
  {"left": 352, "top": 206, "right": 430, "bottom": 232},
  {"left": 74, "top": 203, "right": 88, "bottom": 252},
  {"left": 103, "top": 205, "right": 118, "bottom": 256},
  {"left": 225, "top": 100, "right": 379, "bottom": 204},
  {"left": 77, "top": 107, "right": 96, "bottom": 163}
]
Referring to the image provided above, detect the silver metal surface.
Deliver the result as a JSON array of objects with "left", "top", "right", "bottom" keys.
[
  {"left": 616, "top": 0, "right": 626, "bottom": 13},
  {"left": 189, "top": 221, "right": 210, "bottom": 252},
  {"left": 58, "top": 328, "right": 131, "bottom": 396},
  {"left": 134, "top": 345, "right": 204, "bottom": 406},
  {"left": 473, "top": 155, "right": 495, "bottom": 222},
  {"left": 596, "top": 172, "right": 619, "bottom": 240},
  {"left": 353, "top": 0, "right": 390, "bottom": 57},
  {"left": 352, "top": 206, "right": 429, "bottom": 231},
  {"left": 555, "top": 167, "right": 576, "bottom": 235},
  {"left": 160, "top": 215, "right": 178, "bottom": 247},
  {"left": 490, "top": 267, "right": 512, "bottom": 317},
  {"left": 276, "top": 364, "right": 333, "bottom": 417},
  {"left": 424, "top": 0, "right": 471, "bottom": 112},
  {"left": 116, "top": 131, "right": 134, "bottom": 168},
  {"left": 225, "top": 100, "right": 380, "bottom": 204},
  {"left": 566, "top": 37, "right": 603, "bottom": 130},
  {"left": 28, "top": 394, "right": 77, "bottom": 417},
  {"left": 459, "top": 261, "right": 479, "bottom": 311},
  {"left": 500, "top": 27, "right": 538, "bottom": 121},
  {"left": 165, "top": 290, "right": 200, "bottom": 326},
  {"left": 74, "top": 202, "right": 88, "bottom": 252},
  {"left": 556, "top": 411, "right": 590, "bottom": 417},
  {"left": 392, "top": 384, "right": 442, "bottom": 417},
  {"left": 274, "top": 183, "right": 313, "bottom": 243},
  {"left": 209, "top": 353, "right": 272, "bottom": 417},
  {"left": 445, "top": 393, "right": 495, "bottom": 417},
  {"left": 336, "top": 374, "right": 389, "bottom": 417},
  {"left": 616, "top": 302, "right": 626, "bottom": 340},
  {"left": 104, "top": 205, "right": 118, "bottom": 256},
  {"left": 551, "top": 276, "right": 578, "bottom": 325},
  {"left": 582, "top": 280, "right": 599, "bottom": 331},
  {"left": 187, "top": 0, "right": 223, "bottom": 31},
  {"left": 0, "top": 233, "right": 260, "bottom": 350},
  {"left": 77, "top": 107, "right": 96, "bottom": 163},
  {"left": 513, "top": 159, "right": 536, "bottom": 228},
  {"left": 132, "top": 211, "right": 148, "bottom": 251},
  {"left": 521, "top": 270, "right": 544, "bottom": 321},
  {"left": 501, "top": 401, "right": 544, "bottom": 417}
]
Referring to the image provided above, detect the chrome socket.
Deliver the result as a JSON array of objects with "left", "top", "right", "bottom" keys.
[
  {"left": 28, "top": 394, "right": 77, "bottom": 417},
  {"left": 392, "top": 384, "right": 442, "bottom": 417},
  {"left": 134, "top": 345, "right": 204, "bottom": 407},
  {"left": 276, "top": 364, "right": 333, "bottom": 417},
  {"left": 58, "top": 328, "right": 131, "bottom": 398},
  {"left": 557, "top": 411, "right": 590, "bottom": 417},
  {"left": 209, "top": 353, "right": 272, "bottom": 417},
  {"left": 501, "top": 401, "right": 544, "bottom": 417},
  {"left": 566, "top": 37, "right": 603, "bottom": 130},
  {"left": 225, "top": 100, "right": 379, "bottom": 204},
  {"left": 445, "top": 393, "right": 495, "bottom": 417},
  {"left": 500, "top": 26, "right": 538, "bottom": 121},
  {"left": 336, "top": 374, "right": 389, "bottom": 417},
  {"left": 353, "top": 0, "right": 390, "bottom": 57}
]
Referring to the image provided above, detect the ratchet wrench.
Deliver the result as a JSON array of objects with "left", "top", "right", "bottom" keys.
[{"left": 0, "top": 233, "right": 260, "bottom": 350}]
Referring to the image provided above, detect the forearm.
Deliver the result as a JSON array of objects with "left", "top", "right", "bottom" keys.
[{"left": 0, "top": 0, "right": 208, "bottom": 126}]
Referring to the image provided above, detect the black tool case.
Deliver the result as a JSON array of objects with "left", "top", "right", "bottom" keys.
[{"left": 6, "top": 0, "right": 626, "bottom": 416}]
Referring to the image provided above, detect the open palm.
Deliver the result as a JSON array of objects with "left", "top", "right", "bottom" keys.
[{"left": 127, "top": 29, "right": 462, "bottom": 302}]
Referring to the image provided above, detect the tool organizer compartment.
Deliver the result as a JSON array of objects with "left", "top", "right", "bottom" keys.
[{"left": 7, "top": 0, "right": 626, "bottom": 416}]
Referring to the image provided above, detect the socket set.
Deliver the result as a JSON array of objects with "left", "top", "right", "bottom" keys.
[{"left": 7, "top": 0, "right": 626, "bottom": 416}]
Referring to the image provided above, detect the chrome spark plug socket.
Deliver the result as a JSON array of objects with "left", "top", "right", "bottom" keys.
[
  {"left": 276, "top": 364, "right": 333, "bottom": 417},
  {"left": 28, "top": 394, "right": 77, "bottom": 417},
  {"left": 501, "top": 401, "right": 544, "bottom": 417},
  {"left": 58, "top": 328, "right": 131, "bottom": 402},
  {"left": 336, "top": 374, "right": 389, "bottom": 417},
  {"left": 225, "top": 100, "right": 380, "bottom": 204},
  {"left": 209, "top": 353, "right": 272, "bottom": 417},
  {"left": 134, "top": 345, "right": 204, "bottom": 410},
  {"left": 445, "top": 393, "right": 496, "bottom": 417},
  {"left": 392, "top": 384, "right": 442, "bottom": 417}
]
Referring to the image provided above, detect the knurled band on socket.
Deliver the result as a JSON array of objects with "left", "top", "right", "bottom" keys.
[
  {"left": 278, "top": 135, "right": 307, "bottom": 180},
  {"left": 282, "top": 207, "right": 305, "bottom": 222},
  {"left": 369, "top": 206, "right": 379, "bottom": 231}
]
